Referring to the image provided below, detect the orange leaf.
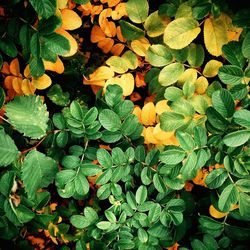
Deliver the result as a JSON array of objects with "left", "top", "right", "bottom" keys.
[
  {"left": 10, "top": 58, "right": 21, "bottom": 76},
  {"left": 1, "top": 62, "right": 10, "bottom": 74},
  {"left": 99, "top": 8, "right": 112, "bottom": 27},
  {"left": 44, "top": 57, "right": 64, "bottom": 74},
  {"left": 101, "top": 20, "right": 116, "bottom": 38},
  {"left": 97, "top": 37, "right": 114, "bottom": 53},
  {"left": 91, "top": 25, "right": 106, "bottom": 43},
  {"left": 116, "top": 26, "right": 126, "bottom": 43},
  {"left": 24, "top": 65, "right": 31, "bottom": 78},
  {"left": 21, "top": 79, "right": 36, "bottom": 95},
  {"left": 110, "top": 43, "right": 125, "bottom": 56},
  {"left": 108, "top": 0, "right": 121, "bottom": 7},
  {"left": 4, "top": 76, "right": 16, "bottom": 89},
  {"left": 12, "top": 77, "right": 23, "bottom": 95},
  {"left": 135, "top": 72, "right": 146, "bottom": 88},
  {"left": 209, "top": 205, "right": 228, "bottom": 219},
  {"left": 61, "top": 9, "right": 82, "bottom": 30},
  {"left": 130, "top": 92, "right": 142, "bottom": 102},
  {"left": 78, "top": 2, "right": 92, "bottom": 16}
]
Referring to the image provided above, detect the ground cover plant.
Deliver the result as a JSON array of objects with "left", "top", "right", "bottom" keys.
[{"left": 0, "top": 0, "right": 250, "bottom": 249}]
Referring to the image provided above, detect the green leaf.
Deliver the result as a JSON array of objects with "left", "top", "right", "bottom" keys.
[
  {"left": 233, "top": 109, "right": 250, "bottom": 128},
  {"left": 181, "top": 151, "right": 198, "bottom": 180},
  {"left": 191, "top": 239, "right": 207, "bottom": 250},
  {"left": 0, "top": 129, "right": 19, "bottom": 167},
  {"left": 21, "top": 150, "right": 58, "bottom": 199},
  {"left": 99, "top": 109, "right": 121, "bottom": 132},
  {"left": 70, "top": 101, "right": 83, "bottom": 120},
  {"left": 193, "top": 126, "right": 207, "bottom": 147},
  {"left": 160, "top": 148, "right": 186, "bottom": 165},
  {"left": 83, "top": 107, "right": 98, "bottom": 125},
  {"left": 53, "top": 113, "right": 66, "bottom": 130},
  {"left": 164, "top": 17, "right": 201, "bottom": 49},
  {"left": 158, "top": 62, "right": 185, "bottom": 86},
  {"left": 218, "top": 184, "right": 238, "bottom": 212},
  {"left": 74, "top": 171, "right": 89, "bottom": 196},
  {"left": 121, "top": 114, "right": 139, "bottom": 136},
  {"left": 126, "top": 0, "right": 149, "bottom": 24},
  {"left": 176, "top": 131, "right": 195, "bottom": 150},
  {"left": 29, "top": 0, "right": 56, "bottom": 19},
  {"left": 218, "top": 65, "right": 244, "bottom": 85},
  {"left": 47, "top": 84, "right": 70, "bottom": 107},
  {"left": 138, "top": 228, "right": 148, "bottom": 243},
  {"left": 105, "top": 210, "right": 116, "bottom": 223},
  {"left": 236, "top": 179, "right": 250, "bottom": 192},
  {"left": 223, "top": 130, "right": 250, "bottom": 147},
  {"left": 105, "top": 85, "right": 123, "bottom": 107},
  {"left": 0, "top": 38, "right": 18, "bottom": 57},
  {"left": 146, "top": 44, "right": 173, "bottom": 67},
  {"left": 29, "top": 57, "right": 45, "bottom": 77},
  {"left": 160, "top": 112, "right": 186, "bottom": 131},
  {"left": 38, "top": 15, "right": 62, "bottom": 34},
  {"left": 222, "top": 41, "right": 245, "bottom": 68},
  {"left": 62, "top": 155, "right": 80, "bottom": 169},
  {"left": 0, "top": 171, "right": 14, "bottom": 196},
  {"left": 96, "top": 169, "right": 112, "bottom": 185},
  {"left": 0, "top": 54, "right": 3, "bottom": 69},
  {"left": 106, "top": 56, "right": 128, "bottom": 74},
  {"left": 192, "top": 3, "right": 211, "bottom": 20},
  {"left": 212, "top": 89, "right": 235, "bottom": 118},
  {"left": 101, "top": 131, "right": 122, "bottom": 143},
  {"left": 126, "top": 191, "right": 137, "bottom": 210},
  {"left": 144, "top": 11, "right": 166, "bottom": 37},
  {"left": 153, "top": 173, "right": 166, "bottom": 193},
  {"left": 164, "top": 86, "right": 183, "bottom": 101},
  {"left": 81, "top": 164, "right": 102, "bottom": 176},
  {"left": 56, "top": 131, "right": 68, "bottom": 148},
  {"left": 242, "top": 31, "right": 250, "bottom": 59},
  {"left": 119, "top": 20, "right": 144, "bottom": 40},
  {"left": 70, "top": 215, "right": 89, "bottom": 229},
  {"left": 205, "top": 168, "right": 228, "bottom": 189},
  {"left": 239, "top": 192, "right": 250, "bottom": 217},
  {"left": 135, "top": 185, "right": 147, "bottom": 205},
  {"left": 187, "top": 43, "right": 205, "bottom": 67},
  {"left": 97, "top": 221, "right": 112, "bottom": 230},
  {"left": 97, "top": 148, "right": 112, "bottom": 169},
  {"left": 148, "top": 203, "right": 161, "bottom": 223},
  {"left": 30, "top": 33, "right": 41, "bottom": 58},
  {"left": 42, "top": 32, "right": 70, "bottom": 56},
  {"left": 6, "top": 95, "right": 49, "bottom": 139}
]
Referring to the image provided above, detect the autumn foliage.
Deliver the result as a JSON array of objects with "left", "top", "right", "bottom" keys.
[{"left": 0, "top": 0, "right": 250, "bottom": 249}]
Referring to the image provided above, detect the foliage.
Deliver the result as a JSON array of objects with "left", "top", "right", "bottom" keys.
[{"left": 0, "top": 0, "right": 250, "bottom": 249}]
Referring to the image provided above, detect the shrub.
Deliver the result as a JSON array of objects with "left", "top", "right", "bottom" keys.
[{"left": 0, "top": 0, "right": 250, "bottom": 249}]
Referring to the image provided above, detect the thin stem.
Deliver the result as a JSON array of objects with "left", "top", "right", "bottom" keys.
[
  {"left": 20, "top": 135, "right": 48, "bottom": 155},
  {"left": 0, "top": 116, "right": 11, "bottom": 125},
  {"left": 19, "top": 17, "right": 37, "bottom": 32}
]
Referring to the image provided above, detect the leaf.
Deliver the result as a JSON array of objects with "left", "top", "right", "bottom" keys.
[
  {"left": 160, "top": 148, "right": 186, "bottom": 165},
  {"left": 233, "top": 109, "right": 250, "bottom": 128},
  {"left": 236, "top": 179, "right": 250, "bottom": 193},
  {"left": 223, "top": 130, "right": 250, "bottom": 147},
  {"left": 222, "top": 41, "right": 245, "bottom": 68},
  {"left": 181, "top": 151, "right": 198, "bottom": 180},
  {"left": 204, "top": 17, "right": 228, "bottom": 56},
  {"left": 218, "top": 65, "right": 244, "bottom": 85},
  {"left": 144, "top": 11, "right": 167, "bottom": 37},
  {"left": 239, "top": 193, "right": 250, "bottom": 217},
  {"left": 29, "top": 0, "right": 56, "bottom": 19},
  {"left": 203, "top": 60, "right": 223, "bottom": 78},
  {"left": 164, "top": 17, "right": 201, "bottom": 49},
  {"left": 0, "top": 38, "right": 18, "bottom": 58},
  {"left": 218, "top": 184, "right": 238, "bottom": 212},
  {"left": 126, "top": 0, "right": 149, "bottom": 24},
  {"left": 99, "top": 109, "right": 121, "bottom": 132},
  {"left": 97, "top": 221, "right": 112, "bottom": 230},
  {"left": 38, "top": 15, "right": 62, "bottom": 34},
  {"left": 187, "top": 43, "right": 205, "bottom": 67},
  {"left": 29, "top": 57, "right": 45, "bottom": 77},
  {"left": 242, "top": 31, "right": 250, "bottom": 59},
  {"left": 43, "top": 32, "right": 70, "bottom": 56},
  {"left": 212, "top": 89, "right": 235, "bottom": 118},
  {"left": 0, "top": 128, "right": 19, "bottom": 167},
  {"left": 209, "top": 205, "right": 227, "bottom": 219},
  {"left": 153, "top": 173, "right": 166, "bottom": 193},
  {"left": 141, "top": 102, "right": 156, "bottom": 126},
  {"left": 74, "top": 171, "right": 89, "bottom": 196},
  {"left": 176, "top": 131, "right": 195, "bottom": 150},
  {"left": 160, "top": 112, "right": 186, "bottom": 131},
  {"left": 106, "top": 56, "right": 128, "bottom": 74},
  {"left": 158, "top": 62, "right": 184, "bottom": 86},
  {"left": 135, "top": 185, "right": 147, "bottom": 204},
  {"left": 70, "top": 215, "right": 89, "bottom": 229},
  {"left": 146, "top": 44, "right": 173, "bottom": 67},
  {"left": 119, "top": 20, "right": 144, "bottom": 40},
  {"left": 47, "top": 84, "right": 70, "bottom": 106},
  {"left": 205, "top": 168, "right": 228, "bottom": 189},
  {"left": 33, "top": 74, "right": 52, "bottom": 90},
  {"left": 61, "top": 9, "right": 82, "bottom": 30},
  {"left": 21, "top": 150, "right": 58, "bottom": 199},
  {"left": 6, "top": 95, "right": 49, "bottom": 139}
]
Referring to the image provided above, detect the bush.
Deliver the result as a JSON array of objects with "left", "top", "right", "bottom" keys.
[{"left": 0, "top": 0, "right": 250, "bottom": 249}]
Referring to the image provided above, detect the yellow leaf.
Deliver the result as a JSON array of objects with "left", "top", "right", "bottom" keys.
[
  {"left": 153, "top": 124, "right": 174, "bottom": 141},
  {"left": 155, "top": 100, "right": 171, "bottom": 115},
  {"left": 144, "top": 127, "right": 158, "bottom": 144},
  {"left": 203, "top": 59, "right": 223, "bottom": 77},
  {"left": 175, "top": 2, "right": 192, "bottom": 18},
  {"left": 56, "top": 28, "right": 78, "bottom": 57},
  {"left": 21, "top": 79, "right": 36, "bottom": 95},
  {"left": 195, "top": 76, "right": 209, "bottom": 94},
  {"left": 112, "top": 3, "right": 127, "bottom": 20},
  {"left": 61, "top": 9, "right": 82, "bottom": 30},
  {"left": 141, "top": 102, "right": 156, "bottom": 126},
  {"left": 110, "top": 43, "right": 125, "bottom": 56},
  {"left": 177, "top": 68, "right": 197, "bottom": 86},
  {"left": 131, "top": 37, "right": 150, "bottom": 57},
  {"left": 10, "top": 58, "right": 21, "bottom": 77},
  {"left": 132, "top": 106, "right": 142, "bottom": 123},
  {"left": 44, "top": 57, "right": 64, "bottom": 74},
  {"left": 91, "top": 25, "right": 106, "bottom": 43},
  {"left": 122, "top": 51, "right": 138, "bottom": 70},
  {"left": 89, "top": 66, "right": 115, "bottom": 81},
  {"left": 99, "top": 8, "right": 112, "bottom": 27},
  {"left": 164, "top": 17, "right": 201, "bottom": 49},
  {"left": 106, "top": 56, "right": 128, "bottom": 74},
  {"left": 108, "top": 0, "right": 120, "bottom": 7},
  {"left": 209, "top": 205, "right": 228, "bottom": 219},
  {"left": 120, "top": 73, "right": 134, "bottom": 96},
  {"left": 57, "top": 0, "right": 67, "bottom": 9},
  {"left": 97, "top": 38, "right": 114, "bottom": 53},
  {"left": 24, "top": 65, "right": 31, "bottom": 78},
  {"left": 204, "top": 17, "right": 228, "bottom": 56},
  {"left": 32, "top": 74, "right": 52, "bottom": 90}
]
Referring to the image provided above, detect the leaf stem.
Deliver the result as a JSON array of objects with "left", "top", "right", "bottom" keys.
[
  {"left": 20, "top": 135, "right": 48, "bottom": 155},
  {"left": 0, "top": 116, "right": 11, "bottom": 125}
]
